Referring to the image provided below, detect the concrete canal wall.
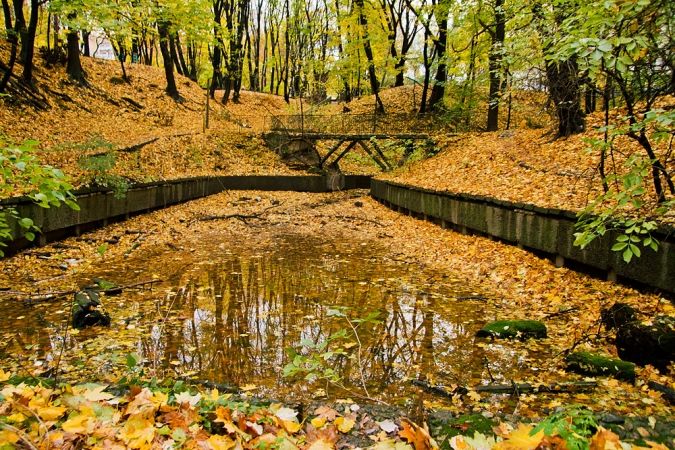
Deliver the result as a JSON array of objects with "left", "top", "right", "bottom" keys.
[
  {"left": 2, "top": 175, "right": 371, "bottom": 254},
  {"left": 370, "top": 179, "right": 675, "bottom": 294}
]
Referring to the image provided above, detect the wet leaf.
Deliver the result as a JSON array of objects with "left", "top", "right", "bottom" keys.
[
  {"left": 36, "top": 406, "right": 67, "bottom": 421},
  {"left": 377, "top": 419, "right": 398, "bottom": 433},
  {"left": 311, "top": 417, "right": 327, "bottom": 428},
  {"left": 208, "top": 434, "right": 236, "bottom": 450},
  {"left": 335, "top": 416, "right": 356, "bottom": 433},
  {"left": 493, "top": 424, "right": 543, "bottom": 450}
]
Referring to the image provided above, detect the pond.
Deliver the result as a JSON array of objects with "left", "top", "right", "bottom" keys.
[{"left": 0, "top": 233, "right": 550, "bottom": 406}]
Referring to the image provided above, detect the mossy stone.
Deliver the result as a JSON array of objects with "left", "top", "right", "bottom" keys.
[
  {"left": 565, "top": 351, "right": 636, "bottom": 381},
  {"left": 476, "top": 320, "right": 547, "bottom": 339}
]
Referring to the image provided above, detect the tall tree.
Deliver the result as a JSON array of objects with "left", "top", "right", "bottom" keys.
[
  {"left": 157, "top": 17, "right": 180, "bottom": 99},
  {"left": 485, "top": 0, "right": 505, "bottom": 131},
  {"left": 533, "top": 1, "right": 585, "bottom": 136},
  {"left": 21, "top": 0, "right": 45, "bottom": 86},
  {"left": 355, "top": 0, "right": 384, "bottom": 112}
]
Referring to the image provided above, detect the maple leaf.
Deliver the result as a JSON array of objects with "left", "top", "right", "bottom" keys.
[
  {"left": 314, "top": 406, "right": 339, "bottom": 421},
  {"left": 493, "top": 424, "right": 544, "bottom": 450},
  {"left": 118, "top": 415, "right": 155, "bottom": 449},
  {"left": 398, "top": 419, "right": 435, "bottom": 450},
  {"left": 306, "top": 438, "right": 335, "bottom": 450},
  {"left": 311, "top": 417, "right": 327, "bottom": 428},
  {"left": 208, "top": 434, "right": 236, "bottom": 450},
  {"left": 61, "top": 413, "right": 95, "bottom": 434},
  {"left": 283, "top": 420, "right": 303, "bottom": 433},
  {"left": 589, "top": 427, "right": 622, "bottom": 450},
  {"left": 274, "top": 406, "right": 299, "bottom": 422},
  {"left": 36, "top": 405, "right": 67, "bottom": 421},
  {"left": 376, "top": 419, "right": 398, "bottom": 433},
  {"left": 335, "top": 416, "right": 356, "bottom": 433},
  {"left": 370, "top": 439, "right": 414, "bottom": 450},
  {"left": 0, "top": 429, "right": 20, "bottom": 445},
  {"left": 73, "top": 384, "right": 115, "bottom": 402},
  {"left": 125, "top": 388, "right": 157, "bottom": 417},
  {"left": 175, "top": 391, "right": 202, "bottom": 406},
  {"left": 0, "top": 369, "right": 10, "bottom": 382}
]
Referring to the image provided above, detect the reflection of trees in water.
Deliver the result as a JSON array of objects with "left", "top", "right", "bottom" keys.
[{"left": 137, "top": 239, "right": 504, "bottom": 395}]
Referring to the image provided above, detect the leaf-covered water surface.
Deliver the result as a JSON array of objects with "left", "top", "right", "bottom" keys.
[{"left": 0, "top": 234, "right": 551, "bottom": 406}]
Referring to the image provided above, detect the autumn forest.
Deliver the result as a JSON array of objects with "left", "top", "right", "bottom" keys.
[{"left": 0, "top": 0, "right": 673, "bottom": 449}]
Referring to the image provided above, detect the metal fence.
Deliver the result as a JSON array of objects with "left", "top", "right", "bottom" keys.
[{"left": 268, "top": 113, "right": 440, "bottom": 136}]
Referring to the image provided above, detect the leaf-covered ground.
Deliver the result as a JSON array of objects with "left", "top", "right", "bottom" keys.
[
  {"left": 0, "top": 191, "right": 674, "bottom": 449},
  {"left": 0, "top": 377, "right": 671, "bottom": 449},
  {"left": 0, "top": 192, "right": 672, "bottom": 413}
]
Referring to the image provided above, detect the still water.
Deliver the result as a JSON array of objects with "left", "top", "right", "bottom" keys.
[{"left": 0, "top": 234, "right": 548, "bottom": 404}]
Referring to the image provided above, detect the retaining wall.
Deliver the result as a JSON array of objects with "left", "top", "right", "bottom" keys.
[
  {"left": 2, "top": 175, "right": 371, "bottom": 254},
  {"left": 370, "top": 179, "right": 675, "bottom": 294}
]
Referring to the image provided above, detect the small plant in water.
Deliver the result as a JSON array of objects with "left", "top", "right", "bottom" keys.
[
  {"left": 531, "top": 405, "right": 598, "bottom": 450},
  {"left": 283, "top": 307, "right": 380, "bottom": 400}
]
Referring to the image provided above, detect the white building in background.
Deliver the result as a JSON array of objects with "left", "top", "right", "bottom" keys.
[{"left": 87, "top": 30, "right": 116, "bottom": 61}]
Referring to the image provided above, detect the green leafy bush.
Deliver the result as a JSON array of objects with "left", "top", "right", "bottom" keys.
[
  {"left": 0, "top": 138, "right": 79, "bottom": 255},
  {"left": 78, "top": 152, "right": 130, "bottom": 199}
]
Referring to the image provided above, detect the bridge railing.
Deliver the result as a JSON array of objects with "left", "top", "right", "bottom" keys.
[{"left": 268, "top": 113, "right": 440, "bottom": 135}]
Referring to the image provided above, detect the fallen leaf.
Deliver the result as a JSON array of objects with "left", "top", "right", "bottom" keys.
[
  {"left": 314, "top": 406, "right": 339, "bottom": 421},
  {"left": 311, "top": 417, "right": 327, "bottom": 428},
  {"left": 306, "top": 439, "right": 335, "bottom": 450},
  {"left": 36, "top": 406, "right": 67, "bottom": 421},
  {"left": 208, "top": 434, "right": 236, "bottom": 450},
  {"left": 335, "top": 416, "right": 355, "bottom": 433},
  {"left": 589, "top": 427, "right": 622, "bottom": 450},
  {"left": 377, "top": 419, "right": 398, "bottom": 433},
  {"left": 494, "top": 424, "right": 543, "bottom": 450}
]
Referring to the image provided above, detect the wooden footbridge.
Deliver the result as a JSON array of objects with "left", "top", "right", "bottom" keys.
[{"left": 263, "top": 113, "right": 436, "bottom": 171}]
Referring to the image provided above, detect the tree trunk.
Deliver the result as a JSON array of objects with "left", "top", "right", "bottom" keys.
[
  {"left": 175, "top": 34, "right": 190, "bottom": 79},
  {"left": 546, "top": 58, "right": 584, "bottom": 136},
  {"left": 333, "top": 0, "right": 351, "bottom": 101},
  {"left": 66, "top": 17, "right": 86, "bottom": 83},
  {"left": 157, "top": 20, "right": 179, "bottom": 99},
  {"left": 169, "top": 33, "right": 183, "bottom": 75},
  {"left": 355, "top": 0, "right": 384, "bottom": 113},
  {"left": 428, "top": 2, "right": 449, "bottom": 110},
  {"left": 2, "top": 0, "right": 12, "bottom": 36},
  {"left": 211, "top": 3, "right": 224, "bottom": 98},
  {"left": 82, "top": 30, "right": 91, "bottom": 57},
  {"left": 486, "top": 0, "right": 505, "bottom": 131},
  {"left": 419, "top": 27, "right": 431, "bottom": 113},
  {"left": 12, "top": 0, "right": 26, "bottom": 63},
  {"left": 283, "top": 0, "right": 290, "bottom": 102},
  {"left": 0, "top": 17, "right": 19, "bottom": 93},
  {"left": 21, "top": 0, "right": 39, "bottom": 85}
]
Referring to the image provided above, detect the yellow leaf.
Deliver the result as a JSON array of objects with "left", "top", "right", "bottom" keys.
[
  {"left": 494, "top": 424, "right": 544, "bottom": 450},
  {"left": 6, "top": 413, "right": 27, "bottom": 424},
  {"left": 240, "top": 384, "right": 257, "bottom": 392},
  {"left": 283, "top": 420, "right": 302, "bottom": 433},
  {"left": 150, "top": 390, "right": 168, "bottom": 407},
  {"left": 311, "top": 417, "right": 327, "bottom": 428},
  {"left": 0, "top": 369, "right": 10, "bottom": 382},
  {"left": 37, "top": 406, "right": 67, "bottom": 421},
  {"left": 118, "top": 415, "right": 155, "bottom": 449},
  {"left": 208, "top": 434, "right": 236, "bottom": 450},
  {"left": 307, "top": 438, "right": 335, "bottom": 450},
  {"left": 74, "top": 384, "right": 115, "bottom": 402},
  {"left": 335, "top": 417, "right": 355, "bottom": 433},
  {"left": 62, "top": 414, "right": 93, "bottom": 434},
  {"left": 589, "top": 427, "right": 622, "bottom": 450},
  {"left": 0, "top": 429, "right": 20, "bottom": 445}
]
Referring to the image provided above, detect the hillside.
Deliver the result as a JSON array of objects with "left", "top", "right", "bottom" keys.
[{"left": 0, "top": 48, "right": 300, "bottom": 193}]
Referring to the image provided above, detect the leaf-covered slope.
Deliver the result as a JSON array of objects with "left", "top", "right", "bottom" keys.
[{"left": 0, "top": 45, "right": 299, "bottom": 189}]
